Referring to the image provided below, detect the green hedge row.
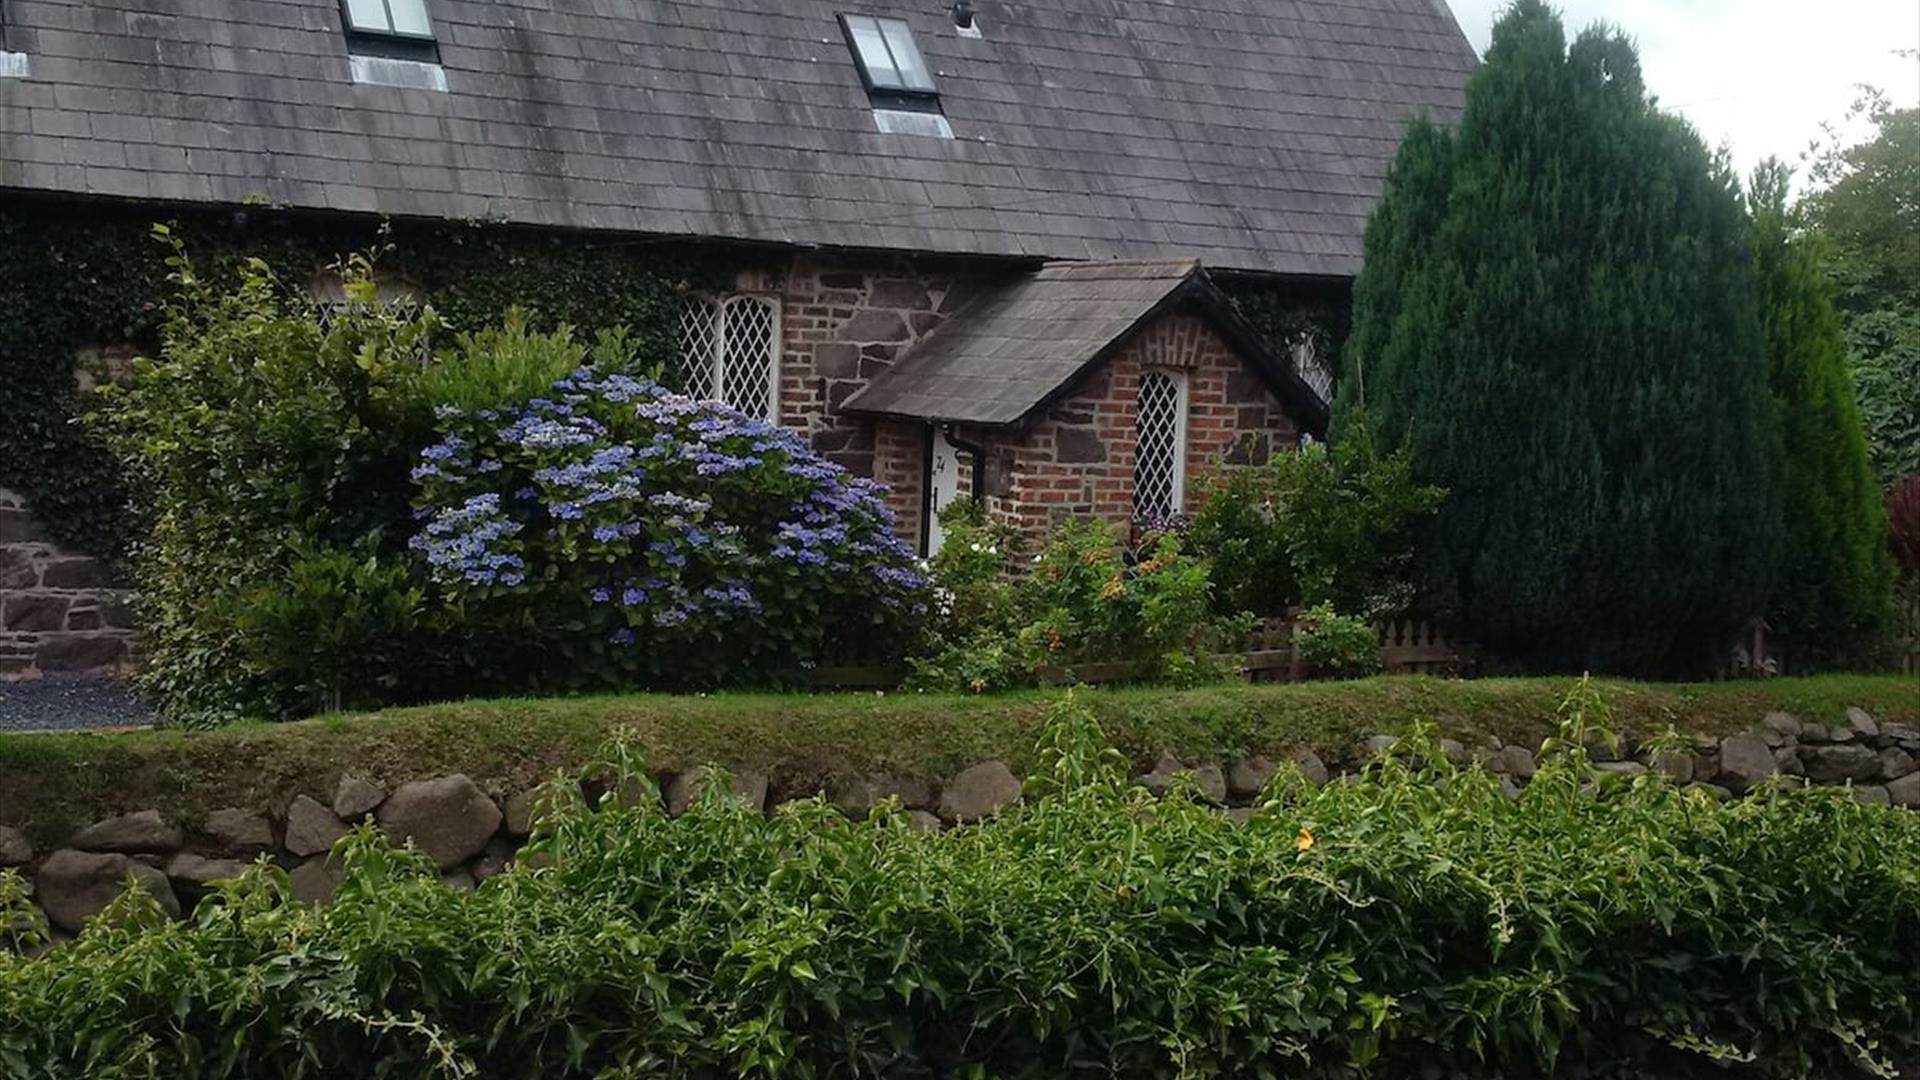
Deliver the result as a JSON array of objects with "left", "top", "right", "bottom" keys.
[{"left": 3, "top": 687, "right": 1918, "bottom": 1078}]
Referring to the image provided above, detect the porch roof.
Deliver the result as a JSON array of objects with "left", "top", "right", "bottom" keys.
[{"left": 838, "top": 260, "right": 1330, "bottom": 433}]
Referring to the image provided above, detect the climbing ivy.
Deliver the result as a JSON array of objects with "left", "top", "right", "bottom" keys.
[{"left": 0, "top": 201, "right": 720, "bottom": 559}]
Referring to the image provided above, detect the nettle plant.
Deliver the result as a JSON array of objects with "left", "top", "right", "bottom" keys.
[{"left": 411, "top": 369, "right": 928, "bottom": 689}]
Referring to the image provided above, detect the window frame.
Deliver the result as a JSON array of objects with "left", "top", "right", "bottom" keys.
[
  {"left": 838, "top": 13, "right": 938, "bottom": 97},
  {"left": 678, "top": 293, "right": 784, "bottom": 424},
  {"left": 1132, "top": 367, "right": 1189, "bottom": 522},
  {"left": 339, "top": 0, "right": 435, "bottom": 44}
]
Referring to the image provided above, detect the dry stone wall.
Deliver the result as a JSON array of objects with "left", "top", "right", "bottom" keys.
[
  {"left": 4, "top": 703, "right": 1915, "bottom": 938},
  {"left": 0, "top": 488, "right": 136, "bottom": 680}
]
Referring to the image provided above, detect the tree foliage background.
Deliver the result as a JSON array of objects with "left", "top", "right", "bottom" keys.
[
  {"left": 1802, "top": 93, "right": 1920, "bottom": 485},
  {"left": 1339, "top": 0, "right": 1784, "bottom": 677},
  {"left": 1749, "top": 163, "right": 1894, "bottom": 665}
]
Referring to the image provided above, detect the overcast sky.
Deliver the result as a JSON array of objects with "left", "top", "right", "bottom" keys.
[{"left": 1441, "top": 0, "right": 1920, "bottom": 183}]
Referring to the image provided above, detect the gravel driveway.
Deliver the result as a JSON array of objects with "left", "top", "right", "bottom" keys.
[{"left": 0, "top": 677, "right": 154, "bottom": 732}]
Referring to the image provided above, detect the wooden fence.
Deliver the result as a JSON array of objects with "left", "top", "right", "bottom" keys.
[
  {"left": 810, "top": 613, "right": 1463, "bottom": 690},
  {"left": 1236, "top": 615, "right": 1463, "bottom": 683},
  {"left": 1739, "top": 584, "right": 1920, "bottom": 679}
]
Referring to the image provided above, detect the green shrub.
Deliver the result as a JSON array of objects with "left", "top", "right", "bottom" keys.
[
  {"left": 911, "top": 510, "right": 1246, "bottom": 691},
  {"left": 229, "top": 540, "right": 430, "bottom": 716},
  {"left": 1294, "top": 603, "right": 1383, "bottom": 679},
  {"left": 6, "top": 684, "right": 1920, "bottom": 1078},
  {"left": 1188, "top": 418, "right": 1443, "bottom": 618},
  {"left": 408, "top": 365, "right": 928, "bottom": 691},
  {"left": 97, "top": 245, "right": 445, "bottom": 721}
]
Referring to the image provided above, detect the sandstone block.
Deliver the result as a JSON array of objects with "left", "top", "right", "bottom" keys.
[
  {"left": 35, "top": 850, "right": 178, "bottom": 933},
  {"left": 332, "top": 775, "right": 387, "bottom": 820},
  {"left": 1291, "top": 749, "right": 1330, "bottom": 787},
  {"left": 1806, "top": 744, "right": 1878, "bottom": 784},
  {"left": 165, "top": 853, "right": 250, "bottom": 888},
  {"left": 71, "top": 810, "right": 182, "bottom": 855},
  {"left": 1227, "top": 756, "right": 1277, "bottom": 802},
  {"left": 666, "top": 767, "right": 770, "bottom": 816},
  {"left": 3, "top": 594, "right": 68, "bottom": 632},
  {"left": 937, "top": 761, "right": 1021, "bottom": 824},
  {"left": 284, "top": 796, "right": 349, "bottom": 857},
  {"left": 1716, "top": 735, "right": 1777, "bottom": 794},
  {"left": 202, "top": 808, "right": 273, "bottom": 852},
  {"left": 377, "top": 775, "right": 503, "bottom": 869}
]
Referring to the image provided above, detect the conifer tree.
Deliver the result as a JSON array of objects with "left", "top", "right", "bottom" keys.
[
  {"left": 1340, "top": 0, "right": 1783, "bottom": 675},
  {"left": 1750, "top": 161, "right": 1894, "bottom": 666}
]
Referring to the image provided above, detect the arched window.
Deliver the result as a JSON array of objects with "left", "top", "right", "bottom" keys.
[
  {"left": 1133, "top": 369, "right": 1187, "bottom": 522},
  {"left": 677, "top": 294, "right": 781, "bottom": 422}
]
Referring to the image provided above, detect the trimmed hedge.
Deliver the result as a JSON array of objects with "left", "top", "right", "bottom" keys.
[
  {"left": 3, "top": 675, "right": 1918, "bottom": 845},
  {"left": 3, "top": 688, "right": 1919, "bottom": 1078}
]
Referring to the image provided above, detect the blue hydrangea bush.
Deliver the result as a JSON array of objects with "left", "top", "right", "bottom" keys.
[{"left": 411, "top": 369, "right": 928, "bottom": 689}]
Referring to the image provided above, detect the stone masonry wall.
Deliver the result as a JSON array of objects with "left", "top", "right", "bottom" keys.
[
  {"left": 763, "top": 252, "right": 995, "bottom": 480},
  {"left": 0, "top": 489, "right": 135, "bottom": 680},
  {"left": 960, "top": 311, "right": 1301, "bottom": 535},
  {"left": 3, "top": 702, "right": 1913, "bottom": 941}
]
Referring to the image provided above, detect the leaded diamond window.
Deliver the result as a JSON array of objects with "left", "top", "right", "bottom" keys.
[
  {"left": 1294, "top": 337, "right": 1334, "bottom": 401},
  {"left": 1133, "top": 369, "right": 1187, "bottom": 523},
  {"left": 677, "top": 294, "right": 781, "bottom": 422}
]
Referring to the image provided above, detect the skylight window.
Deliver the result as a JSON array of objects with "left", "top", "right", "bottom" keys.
[
  {"left": 342, "top": 0, "right": 433, "bottom": 40},
  {"left": 840, "top": 14, "right": 936, "bottom": 95}
]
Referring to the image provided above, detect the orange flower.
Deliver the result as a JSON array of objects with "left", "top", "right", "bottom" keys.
[
  {"left": 1296, "top": 828, "right": 1316, "bottom": 853},
  {"left": 1101, "top": 577, "right": 1126, "bottom": 600}
]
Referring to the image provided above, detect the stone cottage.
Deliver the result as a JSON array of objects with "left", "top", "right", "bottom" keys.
[{"left": 0, "top": 0, "right": 1476, "bottom": 559}]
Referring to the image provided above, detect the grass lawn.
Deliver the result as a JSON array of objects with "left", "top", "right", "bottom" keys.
[{"left": 0, "top": 674, "right": 1915, "bottom": 843}]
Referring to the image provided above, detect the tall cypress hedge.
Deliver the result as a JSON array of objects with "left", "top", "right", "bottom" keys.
[
  {"left": 1341, "top": 1, "right": 1783, "bottom": 676},
  {"left": 1750, "top": 163, "right": 1895, "bottom": 666}
]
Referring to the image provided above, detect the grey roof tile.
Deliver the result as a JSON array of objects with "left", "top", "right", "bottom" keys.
[{"left": 0, "top": 0, "right": 1475, "bottom": 276}]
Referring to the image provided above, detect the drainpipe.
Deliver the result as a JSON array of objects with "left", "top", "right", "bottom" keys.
[{"left": 942, "top": 424, "right": 988, "bottom": 508}]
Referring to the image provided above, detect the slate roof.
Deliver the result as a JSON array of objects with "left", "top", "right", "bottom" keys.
[
  {"left": 0, "top": 0, "right": 1477, "bottom": 277},
  {"left": 841, "top": 259, "right": 1330, "bottom": 431}
]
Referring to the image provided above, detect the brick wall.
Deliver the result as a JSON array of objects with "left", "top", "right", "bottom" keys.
[
  {"left": 954, "top": 311, "right": 1299, "bottom": 536},
  {"left": 717, "top": 259, "right": 1307, "bottom": 551},
  {"left": 0, "top": 489, "right": 137, "bottom": 680},
  {"left": 873, "top": 421, "right": 929, "bottom": 548}
]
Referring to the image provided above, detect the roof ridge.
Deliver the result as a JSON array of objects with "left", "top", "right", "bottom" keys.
[{"left": 1035, "top": 257, "right": 1203, "bottom": 279}]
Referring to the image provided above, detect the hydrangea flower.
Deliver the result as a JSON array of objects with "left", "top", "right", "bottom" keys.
[{"left": 410, "top": 365, "right": 929, "bottom": 689}]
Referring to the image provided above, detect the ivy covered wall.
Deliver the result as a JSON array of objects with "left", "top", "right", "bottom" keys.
[
  {"left": 0, "top": 198, "right": 722, "bottom": 559},
  {"left": 0, "top": 196, "right": 1350, "bottom": 565}
]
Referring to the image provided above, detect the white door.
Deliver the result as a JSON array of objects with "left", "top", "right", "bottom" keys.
[{"left": 925, "top": 426, "right": 964, "bottom": 556}]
